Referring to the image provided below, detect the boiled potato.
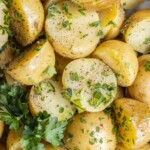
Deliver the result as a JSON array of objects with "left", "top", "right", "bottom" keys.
[
  {"left": 99, "top": 2, "right": 125, "bottom": 40},
  {"left": 55, "top": 53, "right": 72, "bottom": 75},
  {"left": 7, "top": 130, "right": 65, "bottom": 150},
  {"left": 0, "top": 2, "right": 9, "bottom": 48},
  {"left": 6, "top": 39, "right": 55, "bottom": 85},
  {"left": 113, "top": 98, "right": 150, "bottom": 149},
  {"left": 64, "top": 112, "right": 116, "bottom": 150},
  {"left": 62, "top": 58, "right": 117, "bottom": 112},
  {"left": 9, "top": 0, "right": 44, "bottom": 46},
  {"left": 116, "top": 143, "right": 150, "bottom": 150},
  {"left": 0, "top": 120, "right": 4, "bottom": 138},
  {"left": 92, "top": 40, "right": 138, "bottom": 87},
  {"left": 29, "top": 77, "right": 76, "bottom": 121},
  {"left": 0, "top": 143, "right": 6, "bottom": 150},
  {"left": 45, "top": 1, "right": 101, "bottom": 59},
  {"left": 123, "top": 9, "right": 150, "bottom": 53},
  {"left": 121, "top": 0, "right": 145, "bottom": 9},
  {"left": 128, "top": 54, "right": 150, "bottom": 106},
  {"left": 0, "top": 44, "right": 13, "bottom": 69},
  {"left": 4, "top": 71, "right": 17, "bottom": 86},
  {"left": 70, "top": 0, "right": 117, "bottom": 11}
]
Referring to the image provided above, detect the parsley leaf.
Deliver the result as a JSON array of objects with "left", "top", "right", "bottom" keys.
[
  {"left": 144, "top": 37, "right": 150, "bottom": 44},
  {"left": 78, "top": 7, "right": 86, "bottom": 16},
  {"left": 89, "top": 21, "right": 100, "bottom": 27},
  {"left": 62, "top": 20, "right": 72, "bottom": 30},
  {"left": 144, "top": 61, "right": 150, "bottom": 71},
  {"left": 0, "top": 83, "right": 28, "bottom": 131},
  {"left": 47, "top": 5, "right": 61, "bottom": 18},
  {"left": 107, "top": 21, "right": 117, "bottom": 27},
  {"left": 62, "top": 3, "right": 72, "bottom": 16},
  {"left": 70, "top": 72, "right": 79, "bottom": 81},
  {"left": 42, "top": 66, "right": 56, "bottom": 77}
]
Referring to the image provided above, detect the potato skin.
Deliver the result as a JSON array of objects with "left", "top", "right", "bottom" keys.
[
  {"left": 6, "top": 39, "right": 55, "bottom": 85},
  {"left": 92, "top": 40, "right": 138, "bottom": 87},
  {"left": 64, "top": 112, "right": 116, "bottom": 150},
  {"left": 9, "top": 0, "right": 44, "bottom": 46},
  {"left": 113, "top": 98, "right": 150, "bottom": 149},
  {"left": 128, "top": 55, "right": 150, "bottom": 106}
]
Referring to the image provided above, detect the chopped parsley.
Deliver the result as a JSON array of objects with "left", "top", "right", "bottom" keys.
[
  {"left": 97, "top": 30, "right": 104, "bottom": 37},
  {"left": 62, "top": 3, "right": 72, "bottom": 16},
  {"left": 107, "top": 20, "right": 117, "bottom": 27},
  {"left": 144, "top": 37, "right": 150, "bottom": 44},
  {"left": 47, "top": 5, "right": 61, "bottom": 18},
  {"left": 62, "top": 20, "right": 72, "bottom": 30},
  {"left": 42, "top": 66, "right": 56, "bottom": 77},
  {"left": 144, "top": 61, "right": 150, "bottom": 71},
  {"left": 3, "top": 8, "right": 10, "bottom": 25},
  {"left": 78, "top": 7, "right": 86, "bottom": 16},
  {"left": 61, "top": 88, "right": 72, "bottom": 101},
  {"left": 70, "top": 72, "right": 79, "bottom": 81},
  {"left": 80, "top": 117, "right": 87, "bottom": 123},
  {"left": 89, "top": 21, "right": 100, "bottom": 27},
  {"left": 59, "top": 107, "right": 64, "bottom": 113}
]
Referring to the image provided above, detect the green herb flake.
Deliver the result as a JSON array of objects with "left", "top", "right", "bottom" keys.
[
  {"left": 144, "top": 37, "right": 150, "bottom": 44},
  {"left": 47, "top": 5, "right": 61, "bottom": 18},
  {"left": 144, "top": 61, "right": 150, "bottom": 71},
  {"left": 3, "top": 8, "right": 10, "bottom": 25},
  {"left": 97, "top": 30, "right": 104, "bottom": 37},
  {"left": 89, "top": 21, "right": 100, "bottom": 27},
  {"left": 90, "top": 131, "right": 95, "bottom": 137},
  {"left": 96, "top": 126, "right": 100, "bottom": 132},
  {"left": 99, "top": 138, "right": 103, "bottom": 144},
  {"left": 61, "top": 88, "right": 72, "bottom": 101},
  {"left": 78, "top": 7, "right": 86, "bottom": 16},
  {"left": 59, "top": 107, "right": 64, "bottom": 113},
  {"left": 62, "top": 3, "right": 72, "bottom": 16},
  {"left": 14, "top": 10, "right": 22, "bottom": 19},
  {"left": 62, "top": 20, "right": 72, "bottom": 30},
  {"left": 80, "top": 117, "right": 87, "bottom": 123},
  {"left": 70, "top": 72, "right": 79, "bottom": 81},
  {"left": 42, "top": 66, "right": 56, "bottom": 77},
  {"left": 89, "top": 138, "right": 97, "bottom": 145},
  {"left": 107, "top": 21, "right": 117, "bottom": 27}
]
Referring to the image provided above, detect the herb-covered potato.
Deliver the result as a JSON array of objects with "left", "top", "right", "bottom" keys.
[
  {"left": 70, "top": 0, "right": 116, "bottom": 11},
  {"left": 64, "top": 112, "right": 116, "bottom": 150},
  {"left": 55, "top": 53, "right": 72, "bottom": 75},
  {"left": 116, "top": 143, "right": 150, "bottom": 150},
  {"left": 6, "top": 39, "right": 55, "bottom": 85},
  {"left": 9, "top": 0, "right": 44, "bottom": 46},
  {"left": 45, "top": 1, "right": 101, "bottom": 59},
  {"left": 0, "top": 120, "right": 4, "bottom": 138},
  {"left": 120, "top": 0, "right": 145, "bottom": 9},
  {"left": 62, "top": 58, "right": 117, "bottom": 112},
  {"left": 123, "top": 9, "right": 150, "bottom": 53},
  {"left": 113, "top": 98, "right": 150, "bottom": 149},
  {"left": 128, "top": 55, "right": 150, "bottom": 106},
  {"left": 0, "top": 2, "right": 9, "bottom": 48},
  {"left": 29, "top": 77, "right": 76, "bottom": 121},
  {"left": 0, "top": 44, "right": 13, "bottom": 69},
  {"left": 99, "top": 2, "right": 125, "bottom": 40},
  {"left": 92, "top": 40, "right": 138, "bottom": 87}
]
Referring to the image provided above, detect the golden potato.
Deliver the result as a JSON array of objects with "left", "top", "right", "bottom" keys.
[
  {"left": 99, "top": 2, "right": 125, "bottom": 40},
  {"left": 0, "top": 44, "right": 13, "bottom": 69},
  {"left": 0, "top": 2, "right": 9, "bottom": 48},
  {"left": 121, "top": 0, "right": 145, "bottom": 9},
  {"left": 29, "top": 77, "right": 76, "bottom": 121},
  {"left": 92, "top": 40, "right": 138, "bottom": 87},
  {"left": 64, "top": 112, "right": 116, "bottom": 150},
  {"left": 62, "top": 58, "right": 117, "bottom": 112},
  {"left": 70, "top": 0, "right": 117, "bottom": 11},
  {"left": 6, "top": 39, "right": 55, "bottom": 85},
  {"left": 9, "top": 0, "right": 44, "bottom": 46},
  {"left": 123, "top": 9, "right": 150, "bottom": 53},
  {"left": 113, "top": 98, "right": 150, "bottom": 149},
  {"left": 128, "top": 54, "right": 150, "bottom": 106},
  {"left": 45, "top": 1, "right": 101, "bottom": 59}
]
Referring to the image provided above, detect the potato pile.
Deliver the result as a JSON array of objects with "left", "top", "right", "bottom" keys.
[{"left": 0, "top": 0, "right": 150, "bottom": 150}]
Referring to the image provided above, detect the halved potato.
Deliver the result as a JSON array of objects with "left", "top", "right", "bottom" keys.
[
  {"left": 0, "top": 44, "right": 13, "bottom": 69},
  {"left": 9, "top": 0, "right": 44, "bottom": 46},
  {"left": 45, "top": 1, "right": 101, "bottom": 59},
  {"left": 113, "top": 98, "right": 150, "bottom": 149},
  {"left": 121, "top": 0, "right": 145, "bottom": 9},
  {"left": 7, "top": 130, "right": 65, "bottom": 150},
  {"left": 6, "top": 39, "right": 55, "bottom": 85},
  {"left": 0, "top": 120, "right": 4, "bottom": 139},
  {"left": 0, "top": 2, "right": 9, "bottom": 48},
  {"left": 29, "top": 76, "right": 76, "bottom": 121},
  {"left": 62, "top": 58, "right": 117, "bottom": 112},
  {"left": 123, "top": 9, "right": 150, "bottom": 53},
  {"left": 55, "top": 53, "right": 72, "bottom": 75},
  {"left": 99, "top": 2, "right": 125, "bottom": 40},
  {"left": 70, "top": 0, "right": 117, "bottom": 11},
  {"left": 116, "top": 143, "right": 150, "bottom": 150},
  {"left": 92, "top": 40, "right": 138, "bottom": 87},
  {"left": 64, "top": 112, "right": 116, "bottom": 150},
  {"left": 128, "top": 54, "right": 150, "bottom": 106}
]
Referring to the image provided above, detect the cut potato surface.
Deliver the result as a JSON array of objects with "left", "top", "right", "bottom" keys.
[
  {"left": 121, "top": 0, "right": 145, "bottom": 9},
  {"left": 71, "top": 0, "right": 117, "bottom": 11},
  {"left": 116, "top": 143, "right": 150, "bottom": 150},
  {"left": 9, "top": 0, "right": 44, "bottom": 46},
  {"left": 64, "top": 112, "right": 116, "bottom": 150},
  {"left": 128, "top": 54, "right": 150, "bottom": 106},
  {"left": 62, "top": 58, "right": 117, "bottom": 112},
  {"left": 123, "top": 9, "right": 150, "bottom": 53},
  {"left": 99, "top": 2, "right": 125, "bottom": 40},
  {"left": 45, "top": 1, "right": 101, "bottom": 59},
  {"left": 113, "top": 98, "right": 150, "bottom": 149},
  {"left": 6, "top": 39, "right": 55, "bottom": 85},
  {"left": 92, "top": 40, "right": 138, "bottom": 87},
  {"left": 0, "top": 2, "right": 9, "bottom": 48},
  {"left": 29, "top": 76, "right": 76, "bottom": 121}
]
